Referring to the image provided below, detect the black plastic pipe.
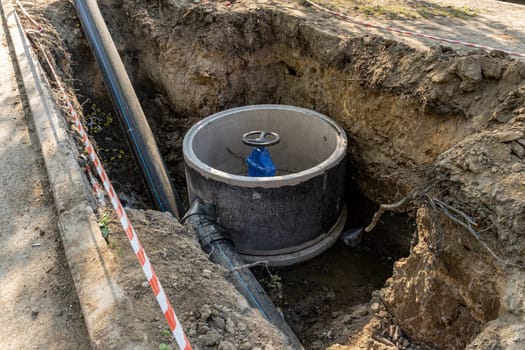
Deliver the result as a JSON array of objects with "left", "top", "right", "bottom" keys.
[
  {"left": 182, "top": 199, "right": 304, "bottom": 350},
  {"left": 74, "top": 0, "right": 184, "bottom": 219}
]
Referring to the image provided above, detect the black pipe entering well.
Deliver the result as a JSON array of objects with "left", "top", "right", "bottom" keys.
[
  {"left": 182, "top": 199, "right": 304, "bottom": 350},
  {"left": 74, "top": 0, "right": 184, "bottom": 219}
]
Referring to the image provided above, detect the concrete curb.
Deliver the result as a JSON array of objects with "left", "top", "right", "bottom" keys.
[{"left": 2, "top": 2, "right": 149, "bottom": 348}]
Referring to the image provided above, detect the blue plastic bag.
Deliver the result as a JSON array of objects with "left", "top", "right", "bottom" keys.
[{"left": 246, "top": 147, "right": 276, "bottom": 177}]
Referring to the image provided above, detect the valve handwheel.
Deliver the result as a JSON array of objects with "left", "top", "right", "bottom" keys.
[{"left": 241, "top": 131, "right": 280, "bottom": 148}]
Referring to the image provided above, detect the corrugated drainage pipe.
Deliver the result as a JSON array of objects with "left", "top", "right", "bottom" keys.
[
  {"left": 182, "top": 199, "right": 304, "bottom": 350},
  {"left": 73, "top": 0, "right": 184, "bottom": 219}
]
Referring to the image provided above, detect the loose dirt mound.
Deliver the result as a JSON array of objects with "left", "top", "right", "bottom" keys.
[{"left": 108, "top": 209, "right": 295, "bottom": 349}]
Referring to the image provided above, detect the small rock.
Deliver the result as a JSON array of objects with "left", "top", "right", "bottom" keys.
[
  {"left": 198, "top": 325, "right": 209, "bottom": 335},
  {"left": 392, "top": 325, "right": 401, "bottom": 342},
  {"left": 141, "top": 281, "right": 149, "bottom": 288},
  {"left": 456, "top": 56, "right": 482, "bottom": 82},
  {"left": 264, "top": 344, "right": 276, "bottom": 350},
  {"left": 370, "top": 302, "right": 381, "bottom": 314},
  {"left": 237, "top": 321, "right": 247, "bottom": 331},
  {"left": 202, "top": 269, "right": 212, "bottom": 279},
  {"left": 495, "top": 130, "right": 524, "bottom": 143},
  {"left": 402, "top": 338, "right": 410, "bottom": 347},
  {"left": 224, "top": 318, "right": 235, "bottom": 334},
  {"left": 490, "top": 50, "right": 507, "bottom": 58},
  {"left": 460, "top": 80, "right": 479, "bottom": 92},
  {"left": 511, "top": 142, "right": 525, "bottom": 158},
  {"left": 342, "top": 314, "right": 353, "bottom": 324},
  {"left": 31, "top": 309, "right": 38, "bottom": 320},
  {"left": 516, "top": 138, "right": 525, "bottom": 147},
  {"left": 188, "top": 327, "right": 197, "bottom": 337},
  {"left": 514, "top": 107, "right": 525, "bottom": 115},
  {"left": 199, "top": 329, "right": 222, "bottom": 346},
  {"left": 200, "top": 304, "right": 212, "bottom": 320},
  {"left": 310, "top": 340, "right": 324, "bottom": 349},
  {"left": 239, "top": 342, "right": 252, "bottom": 350},
  {"left": 430, "top": 70, "right": 455, "bottom": 84},
  {"left": 481, "top": 57, "right": 504, "bottom": 80},
  {"left": 351, "top": 305, "right": 369, "bottom": 318},
  {"left": 502, "top": 61, "right": 525, "bottom": 83},
  {"left": 211, "top": 316, "right": 225, "bottom": 330},
  {"left": 54, "top": 310, "right": 63, "bottom": 317},
  {"left": 371, "top": 319, "right": 381, "bottom": 329},
  {"left": 511, "top": 163, "right": 523, "bottom": 172},
  {"left": 377, "top": 310, "right": 389, "bottom": 318},
  {"left": 362, "top": 36, "right": 374, "bottom": 46},
  {"left": 218, "top": 340, "right": 236, "bottom": 350}
]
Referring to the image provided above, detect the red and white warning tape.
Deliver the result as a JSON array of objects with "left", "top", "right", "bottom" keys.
[
  {"left": 16, "top": 4, "right": 192, "bottom": 350},
  {"left": 62, "top": 59, "right": 192, "bottom": 350},
  {"left": 305, "top": 0, "right": 525, "bottom": 58},
  {"left": 15, "top": 0, "right": 43, "bottom": 32},
  {"left": 85, "top": 165, "right": 106, "bottom": 207}
]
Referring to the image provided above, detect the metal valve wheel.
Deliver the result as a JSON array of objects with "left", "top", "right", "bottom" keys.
[{"left": 241, "top": 131, "right": 280, "bottom": 147}]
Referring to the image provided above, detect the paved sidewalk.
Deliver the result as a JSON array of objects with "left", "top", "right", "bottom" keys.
[{"left": 0, "top": 3, "right": 90, "bottom": 348}]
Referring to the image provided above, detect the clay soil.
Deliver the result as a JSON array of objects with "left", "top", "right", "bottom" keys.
[{"left": 19, "top": 0, "right": 525, "bottom": 349}]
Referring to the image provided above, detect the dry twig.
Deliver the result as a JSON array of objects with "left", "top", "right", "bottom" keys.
[
  {"left": 422, "top": 194, "right": 525, "bottom": 269},
  {"left": 228, "top": 261, "right": 269, "bottom": 274},
  {"left": 365, "top": 191, "right": 417, "bottom": 232},
  {"left": 364, "top": 183, "right": 524, "bottom": 269}
]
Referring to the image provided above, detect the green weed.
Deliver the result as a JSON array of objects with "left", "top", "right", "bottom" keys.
[{"left": 98, "top": 211, "right": 110, "bottom": 239}]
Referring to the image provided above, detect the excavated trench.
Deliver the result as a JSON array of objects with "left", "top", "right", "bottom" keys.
[
  {"left": 38, "top": 0, "right": 525, "bottom": 349},
  {"left": 72, "top": 39, "right": 416, "bottom": 348}
]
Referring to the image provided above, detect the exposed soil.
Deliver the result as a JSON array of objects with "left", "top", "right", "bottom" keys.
[{"left": 18, "top": 0, "right": 525, "bottom": 349}]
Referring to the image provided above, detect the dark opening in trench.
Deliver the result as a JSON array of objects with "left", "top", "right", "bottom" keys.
[{"left": 253, "top": 186, "right": 413, "bottom": 345}]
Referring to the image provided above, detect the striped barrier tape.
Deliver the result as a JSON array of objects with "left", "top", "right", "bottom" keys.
[
  {"left": 85, "top": 165, "right": 107, "bottom": 207},
  {"left": 61, "top": 58, "right": 192, "bottom": 350},
  {"left": 68, "top": 94, "right": 191, "bottom": 350},
  {"left": 15, "top": 3, "right": 192, "bottom": 350},
  {"left": 305, "top": 0, "right": 525, "bottom": 58},
  {"left": 15, "top": 0, "right": 42, "bottom": 31}
]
